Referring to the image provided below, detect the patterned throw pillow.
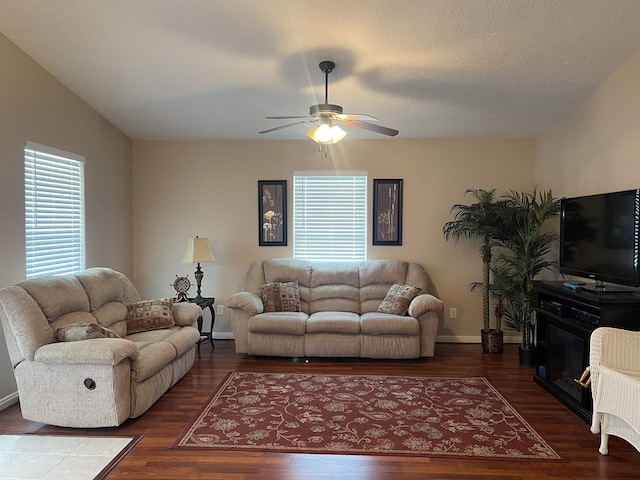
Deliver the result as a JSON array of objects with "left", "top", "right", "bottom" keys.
[
  {"left": 56, "top": 322, "right": 121, "bottom": 342},
  {"left": 126, "top": 298, "right": 175, "bottom": 334},
  {"left": 262, "top": 281, "right": 301, "bottom": 312},
  {"left": 377, "top": 284, "right": 423, "bottom": 315}
]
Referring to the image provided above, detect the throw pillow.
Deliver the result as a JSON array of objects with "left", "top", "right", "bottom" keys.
[
  {"left": 377, "top": 283, "right": 423, "bottom": 315},
  {"left": 56, "top": 322, "right": 121, "bottom": 342},
  {"left": 127, "top": 298, "right": 175, "bottom": 334},
  {"left": 262, "top": 281, "right": 301, "bottom": 312}
]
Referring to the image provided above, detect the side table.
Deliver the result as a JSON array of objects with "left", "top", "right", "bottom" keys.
[{"left": 188, "top": 296, "right": 215, "bottom": 357}]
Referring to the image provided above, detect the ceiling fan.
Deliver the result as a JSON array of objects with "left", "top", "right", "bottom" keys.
[{"left": 259, "top": 61, "right": 399, "bottom": 146}]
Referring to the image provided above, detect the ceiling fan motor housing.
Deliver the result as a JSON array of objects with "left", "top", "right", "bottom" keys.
[
  {"left": 319, "top": 60, "right": 335, "bottom": 74},
  {"left": 310, "top": 103, "right": 343, "bottom": 116}
]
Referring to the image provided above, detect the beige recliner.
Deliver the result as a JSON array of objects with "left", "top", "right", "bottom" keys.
[{"left": 0, "top": 267, "right": 201, "bottom": 428}]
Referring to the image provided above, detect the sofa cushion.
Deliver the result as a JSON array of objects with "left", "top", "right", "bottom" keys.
[
  {"left": 126, "top": 326, "right": 200, "bottom": 357},
  {"left": 18, "top": 275, "right": 89, "bottom": 322},
  {"left": 163, "top": 327, "right": 201, "bottom": 357},
  {"left": 248, "top": 312, "right": 308, "bottom": 335},
  {"left": 359, "top": 260, "right": 410, "bottom": 313},
  {"left": 305, "top": 333, "right": 362, "bottom": 357},
  {"left": 50, "top": 311, "right": 97, "bottom": 333},
  {"left": 75, "top": 268, "right": 125, "bottom": 311},
  {"left": 262, "top": 282, "right": 301, "bottom": 312},
  {"left": 125, "top": 328, "right": 177, "bottom": 344},
  {"left": 55, "top": 323, "right": 120, "bottom": 342},
  {"left": 360, "top": 259, "right": 409, "bottom": 285},
  {"left": 92, "top": 301, "right": 129, "bottom": 337},
  {"left": 377, "top": 283, "right": 422, "bottom": 315},
  {"left": 127, "top": 298, "right": 175, "bottom": 334},
  {"left": 309, "top": 263, "right": 360, "bottom": 314},
  {"left": 361, "top": 312, "right": 420, "bottom": 335},
  {"left": 306, "top": 311, "right": 361, "bottom": 334},
  {"left": 130, "top": 342, "right": 176, "bottom": 382}
]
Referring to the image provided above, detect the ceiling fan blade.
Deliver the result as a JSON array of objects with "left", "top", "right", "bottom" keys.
[
  {"left": 259, "top": 119, "right": 317, "bottom": 134},
  {"left": 266, "top": 115, "right": 314, "bottom": 120},
  {"left": 339, "top": 119, "right": 399, "bottom": 137},
  {"left": 336, "top": 113, "right": 379, "bottom": 121}
]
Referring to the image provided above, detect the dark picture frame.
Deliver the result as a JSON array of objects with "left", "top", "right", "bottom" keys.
[
  {"left": 373, "top": 179, "right": 403, "bottom": 246},
  {"left": 258, "top": 180, "right": 287, "bottom": 246}
]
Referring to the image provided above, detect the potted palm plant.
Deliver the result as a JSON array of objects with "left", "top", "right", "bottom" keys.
[
  {"left": 443, "top": 188, "right": 509, "bottom": 353},
  {"left": 489, "top": 187, "right": 559, "bottom": 366}
]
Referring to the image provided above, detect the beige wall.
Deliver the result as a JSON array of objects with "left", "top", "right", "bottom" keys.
[
  {"left": 0, "top": 34, "right": 133, "bottom": 406},
  {"left": 536, "top": 48, "right": 640, "bottom": 196},
  {"left": 132, "top": 138, "right": 535, "bottom": 342}
]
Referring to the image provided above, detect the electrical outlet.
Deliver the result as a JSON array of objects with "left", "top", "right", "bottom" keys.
[
  {"left": 217, "top": 305, "right": 224, "bottom": 316},
  {"left": 449, "top": 307, "right": 458, "bottom": 319}
]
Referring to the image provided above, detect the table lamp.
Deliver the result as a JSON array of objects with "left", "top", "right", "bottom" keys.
[{"left": 182, "top": 236, "right": 214, "bottom": 301}]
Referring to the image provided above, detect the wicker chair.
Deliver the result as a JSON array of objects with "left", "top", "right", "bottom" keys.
[{"left": 588, "top": 327, "right": 640, "bottom": 455}]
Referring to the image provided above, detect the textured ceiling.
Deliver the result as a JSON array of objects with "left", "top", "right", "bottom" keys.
[{"left": 3, "top": 0, "right": 640, "bottom": 141}]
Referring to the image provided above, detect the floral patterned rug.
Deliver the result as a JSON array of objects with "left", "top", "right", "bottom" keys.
[{"left": 173, "top": 372, "right": 560, "bottom": 460}]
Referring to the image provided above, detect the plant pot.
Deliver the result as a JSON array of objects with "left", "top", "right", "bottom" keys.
[
  {"left": 518, "top": 346, "right": 537, "bottom": 367},
  {"left": 481, "top": 329, "right": 504, "bottom": 354}
]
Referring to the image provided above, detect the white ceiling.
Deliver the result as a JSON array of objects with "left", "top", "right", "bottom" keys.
[{"left": 3, "top": 0, "right": 640, "bottom": 141}]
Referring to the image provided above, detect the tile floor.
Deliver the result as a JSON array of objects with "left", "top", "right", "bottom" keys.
[{"left": 0, "top": 435, "right": 136, "bottom": 480}]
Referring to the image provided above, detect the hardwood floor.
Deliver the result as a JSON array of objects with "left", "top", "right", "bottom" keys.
[{"left": 2, "top": 341, "right": 639, "bottom": 479}]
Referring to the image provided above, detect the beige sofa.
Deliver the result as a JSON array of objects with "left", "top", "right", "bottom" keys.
[
  {"left": 0, "top": 267, "right": 201, "bottom": 428},
  {"left": 226, "top": 259, "right": 444, "bottom": 359}
]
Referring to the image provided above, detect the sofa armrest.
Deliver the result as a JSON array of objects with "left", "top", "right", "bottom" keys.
[
  {"left": 227, "top": 292, "right": 263, "bottom": 316},
  {"left": 34, "top": 338, "right": 139, "bottom": 365},
  {"left": 590, "top": 327, "right": 640, "bottom": 372},
  {"left": 172, "top": 302, "right": 202, "bottom": 326},
  {"left": 408, "top": 294, "right": 444, "bottom": 319}
]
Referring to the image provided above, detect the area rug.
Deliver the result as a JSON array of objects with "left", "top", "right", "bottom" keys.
[{"left": 173, "top": 372, "right": 560, "bottom": 460}]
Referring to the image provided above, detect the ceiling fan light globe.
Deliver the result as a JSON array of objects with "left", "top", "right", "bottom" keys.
[
  {"left": 308, "top": 124, "right": 331, "bottom": 143},
  {"left": 330, "top": 125, "right": 347, "bottom": 143},
  {"left": 306, "top": 126, "right": 321, "bottom": 143},
  {"left": 316, "top": 124, "right": 333, "bottom": 143},
  {"left": 307, "top": 124, "right": 346, "bottom": 144}
]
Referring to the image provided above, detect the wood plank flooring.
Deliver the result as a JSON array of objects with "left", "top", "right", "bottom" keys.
[{"left": 1, "top": 341, "right": 639, "bottom": 479}]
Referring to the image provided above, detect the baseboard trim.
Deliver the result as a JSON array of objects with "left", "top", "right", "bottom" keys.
[
  {"left": 212, "top": 332, "right": 234, "bottom": 340},
  {"left": 436, "top": 335, "right": 522, "bottom": 344},
  {"left": 212, "top": 332, "right": 522, "bottom": 344},
  {"left": 0, "top": 391, "right": 19, "bottom": 412}
]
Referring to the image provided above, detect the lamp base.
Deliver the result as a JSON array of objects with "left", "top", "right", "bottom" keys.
[{"left": 194, "top": 264, "right": 204, "bottom": 299}]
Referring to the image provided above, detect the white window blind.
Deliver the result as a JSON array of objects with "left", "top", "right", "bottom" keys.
[
  {"left": 293, "top": 173, "right": 367, "bottom": 261},
  {"left": 24, "top": 142, "right": 86, "bottom": 279}
]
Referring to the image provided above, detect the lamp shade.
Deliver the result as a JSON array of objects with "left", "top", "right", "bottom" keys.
[{"left": 182, "top": 236, "right": 214, "bottom": 263}]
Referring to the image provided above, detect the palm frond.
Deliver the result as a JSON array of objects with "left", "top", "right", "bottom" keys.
[{"left": 487, "top": 187, "right": 560, "bottom": 348}]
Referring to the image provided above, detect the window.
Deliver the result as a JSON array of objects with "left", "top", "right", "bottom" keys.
[
  {"left": 24, "top": 141, "right": 86, "bottom": 279},
  {"left": 293, "top": 173, "right": 367, "bottom": 261}
]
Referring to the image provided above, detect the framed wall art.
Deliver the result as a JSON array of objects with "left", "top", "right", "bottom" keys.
[
  {"left": 373, "top": 178, "right": 403, "bottom": 246},
  {"left": 258, "top": 180, "right": 287, "bottom": 246}
]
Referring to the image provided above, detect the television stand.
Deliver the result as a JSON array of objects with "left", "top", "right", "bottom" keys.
[
  {"left": 532, "top": 280, "right": 640, "bottom": 423},
  {"left": 580, "top": 280, "right": 639, "bottom": 294}
]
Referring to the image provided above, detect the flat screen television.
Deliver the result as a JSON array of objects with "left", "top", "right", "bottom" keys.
[{"left": 559, "top": 189, "right": 640, "bottom": 291}]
